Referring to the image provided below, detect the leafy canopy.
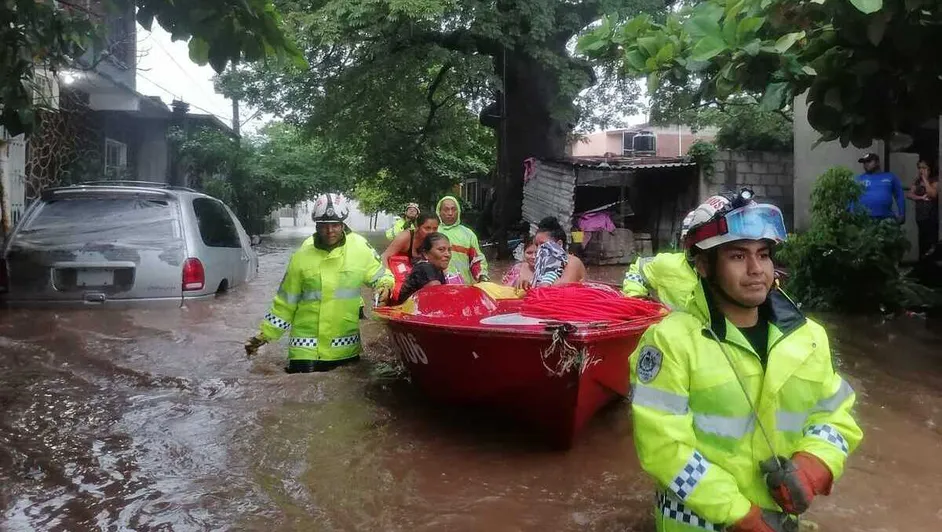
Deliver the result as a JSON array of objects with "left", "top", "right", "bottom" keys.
[
  {"left": 578, "top": 0, "right": 942, "bottom": 147},
  {"left": 0, "top": 0, "right": 300, "bottom": 135}
]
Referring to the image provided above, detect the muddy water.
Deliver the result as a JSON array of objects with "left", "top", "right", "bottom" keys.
[{"left": 1, "top": 233, "right": 940, "bottom": 531}]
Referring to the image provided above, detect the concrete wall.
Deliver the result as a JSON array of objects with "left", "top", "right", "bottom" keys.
[
  {"left": 793, "top": 93, "right": 885, "bottom": 231},
  {"left": 702, "top": 150, "right": 795, "bottom": 229},
  {"left": 136, "top": 122, "right": 169, "bottom": 182}
]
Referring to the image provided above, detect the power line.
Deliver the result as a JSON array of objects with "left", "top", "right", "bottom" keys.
[{"left": 136, "top": 70, "right": 232, "bottom": 125}]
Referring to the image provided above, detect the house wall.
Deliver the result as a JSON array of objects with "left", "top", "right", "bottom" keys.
[
  {"left": 704, "top": 150, "right": 795, "bottom": 230},
  {"left": 522, "top": 160, "right": 577, "bottom": 233},
  {"left": 137, "top": 120, "right": 169, "bottom": 182},
  {"left": 571, "top": 126, "right": 718, "bottom": 158}
]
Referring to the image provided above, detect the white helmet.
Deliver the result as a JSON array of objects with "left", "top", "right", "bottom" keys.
[
  {"left": 312, "top": 193, "right": 349, "bottom": 223},
  {"left": 683, "top": 189, "right": 787, "bottom": 252}
]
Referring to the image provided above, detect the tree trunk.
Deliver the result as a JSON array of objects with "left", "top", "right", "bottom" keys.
[{"left": 489, "top": 49, "right": 580, "bottom": 257}]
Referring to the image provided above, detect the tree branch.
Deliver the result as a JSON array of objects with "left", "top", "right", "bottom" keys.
[{"left": 391, "top": 28, "right": 503, "bottom": 58}]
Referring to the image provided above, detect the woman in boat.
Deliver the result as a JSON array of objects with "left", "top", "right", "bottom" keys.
[
  {"left": 395, "top": 232, "right": 451, "bottom": 304},
  {"left": 501, "top": 234, "right": 536, "bottom": 288},
  {"left": 381, "top": 212, "right": 440, "bottom": 268},
  {"left": 525, "top": 217, "right": 586, "bottom": 288}
]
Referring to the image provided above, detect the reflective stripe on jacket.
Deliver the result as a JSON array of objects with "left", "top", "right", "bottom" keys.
[
  {"left": 260, "top": 233, "right": 393, "bottom": 362},
  {"left": 622, "top": 252, "right": 698, "bottom": 310},
  {"left": 630, "top": 282, "right": 862, "bottom": 531},
  {"left": 436, "top": 195, "right": 488, "bottom": 283}
]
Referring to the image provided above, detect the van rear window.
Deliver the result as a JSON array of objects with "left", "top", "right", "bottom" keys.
[{"left": 14, "top": 197, "right": 180, "bottom": 250}]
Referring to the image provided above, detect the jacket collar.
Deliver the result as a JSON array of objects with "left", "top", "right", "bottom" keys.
[{"left": 690, "top": 278, "right": 806, "bottom": 343}]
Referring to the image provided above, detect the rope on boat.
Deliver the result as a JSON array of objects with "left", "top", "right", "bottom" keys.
[
  {"left": 522, "top": 284, "right": 666, "bottom": 324},
  {"left": 541, "top": 324, "right": 585, "bottom": 377}
]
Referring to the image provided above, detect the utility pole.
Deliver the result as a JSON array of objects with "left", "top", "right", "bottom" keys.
[{"left": 232, "top": 97, "right": 241, "bottom": 142}]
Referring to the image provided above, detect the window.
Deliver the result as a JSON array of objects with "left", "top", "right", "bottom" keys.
[
  {"left": 104, "top": 139, "right": 127, "bottom": 177},
  {"left": 622, "top": 132, "right": 636, "bottom": 156},
  {"left": 463, "top": 179, "right": 480, "bottom": 208},
  {"left": 193, "top": 198, "right": 241, "bottom": 248}
]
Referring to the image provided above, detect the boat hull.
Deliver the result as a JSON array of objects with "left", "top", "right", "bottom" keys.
[{"left": 377, "top": 284, "right": 662, "bottom": 448}]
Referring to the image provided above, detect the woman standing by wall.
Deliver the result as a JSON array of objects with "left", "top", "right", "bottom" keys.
[{"left": 906, "top": 159, "right": 939, "bottom": 259}]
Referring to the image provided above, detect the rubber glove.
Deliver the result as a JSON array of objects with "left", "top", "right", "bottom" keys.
[
  {"left": 729, "top": 505, "right": 799, "bottom": 532},
  {"left": 244, "top": 333, "right": 267, "bottom": 357},
  {"left": 761, "top": 452, "right": 833, "bottom": 515}
]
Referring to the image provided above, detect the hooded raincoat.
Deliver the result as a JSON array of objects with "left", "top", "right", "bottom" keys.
[
  {"left": 259, "top": 232, "right": 393, "bottom": 362},
  {"left": 622, "top": 253, "right": 699, "bottom": 310},
  {"left": 435, "top": 196, "right": 488, "bottom": 284},
  {"left": 630, "top": 281, "right": 862, "bottom": 531}
]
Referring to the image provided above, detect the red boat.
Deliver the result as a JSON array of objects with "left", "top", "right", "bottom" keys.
[{"left": 374, "top": 283, "right": 665, "bottom": 448}]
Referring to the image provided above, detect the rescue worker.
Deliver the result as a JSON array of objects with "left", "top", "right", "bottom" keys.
[
  {"left": 244, "top": 194, "right": 393, "bottom": 373},
  {"left": 629, "top": 191, "right": 862, "bottom": 531},
  {"left": 622, "top": 252, "right": 697, "bottom": 309},
  {"left": 385, "top": 202, "right": 420, "bottom": 241},
  {"left": 435, "top": 195, "right": 489, "bottom": 284}
]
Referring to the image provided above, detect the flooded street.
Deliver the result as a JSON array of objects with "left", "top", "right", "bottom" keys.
[{"left": 1, "top": 232, "right": 941, "bottom": 531}]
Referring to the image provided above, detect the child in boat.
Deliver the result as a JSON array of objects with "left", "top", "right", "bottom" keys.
[
  {"left": 501, "top": 235, "right": 536, "bottom": 288},
  {"left": 395, "top": 232, "right": 452, "bottom": 304}
]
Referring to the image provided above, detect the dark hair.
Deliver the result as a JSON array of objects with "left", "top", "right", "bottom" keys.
[
  {"left": 918, "top": 158, "right": 937, "bottom": 176},
  {"left": 419, "top": 231, "right": 449, "bottom": 254},
  {"left": 536, "top": 216, "right": 567, "bottom": 245},
  {"left": 415, "top": 212, "right": 439, "bottom": 228}
]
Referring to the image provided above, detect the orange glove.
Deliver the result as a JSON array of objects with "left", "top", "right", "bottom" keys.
[
  {"left": 729, "top": 505, "right": 797, "bottom": 532},
  {"left": 761, "top": 452, "right": 834, "bottom": 514}
]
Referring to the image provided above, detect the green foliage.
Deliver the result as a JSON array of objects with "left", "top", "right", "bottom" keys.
[
  {"left": 713, "top": 102, "right": 792, "bottom": 152},
  {"left": 686, "top": 139, "right": 717, "bottom": 180},
  {"left": 216, "top": 0, "right": 669, "bottom": 226},
  {"left": 578, "top": 0, "right": 942, "bottom": 147},
  {"left": 181, "top": 122, "right": 347, "bottom": 234},
  {"left": 777, "top": 167, "right": 933, "bottom": 312},
  {"left": 0, "top": 0, "right": 298, "bottom": 136}
]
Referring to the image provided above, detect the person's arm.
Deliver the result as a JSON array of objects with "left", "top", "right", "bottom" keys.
[
  {"left": 363, "top": 242, "right": 394, "bottom": 305},
  {"left": 905, "top": 178, "right": 925, "bottom": 201},
  {"left": 793, "top": 326, "right": 863, "bottom": 483},
  {"left": 622, "top": 258, "right": 651, "bottom": 297},
  {"left": 467, "top": 230, "right": 489, "bottom": 281},
  {"left": 630, "top": 324, "right": 753, "bottom": 526},
  {"left": 926, "top": 177, "right": 939, "bottom": 200},
  {"left": 556, "top": 255, "right": 585, "bottom": 284},
  {"left": 894, "top": 174, "right": 906, "bottom": 219},
  {"left": 380, "top": 230, "right": 410, "bottom": 270},
  {"left": 259, "top": 252, "right": 304, "bottom": 341}
]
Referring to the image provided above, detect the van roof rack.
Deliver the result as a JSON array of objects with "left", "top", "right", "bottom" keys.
[{"left": 70, "top": 180, "right": 198, "bottom": 193}]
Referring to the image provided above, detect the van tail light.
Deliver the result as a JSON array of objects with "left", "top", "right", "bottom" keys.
[
  {"left": 182, "top": 258, "right": 205, "bottom": 291},
  {"left": 0, "top": 258, "right": 8, "bottom": 292}
]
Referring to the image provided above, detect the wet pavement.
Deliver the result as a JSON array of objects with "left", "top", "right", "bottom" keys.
[{"left": 1, "top": 232, "right": 941, "bottom": 531}]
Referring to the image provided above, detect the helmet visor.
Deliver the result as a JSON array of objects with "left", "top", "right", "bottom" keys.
[{"left": 724, "top": 204, "right": 787, "bottom": 243}]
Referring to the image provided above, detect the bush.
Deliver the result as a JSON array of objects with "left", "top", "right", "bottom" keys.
[{"left": 777, "top": 166, "right": 933, "bottom": 312}]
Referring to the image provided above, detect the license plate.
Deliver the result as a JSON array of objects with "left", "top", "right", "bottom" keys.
[{"left": 76, "top": 269, "right": 114, "bottom": 287}]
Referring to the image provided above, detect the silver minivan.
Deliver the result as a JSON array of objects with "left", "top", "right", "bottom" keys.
[{"left": 0, "top": 183, "right": 259, "bottom": 307}]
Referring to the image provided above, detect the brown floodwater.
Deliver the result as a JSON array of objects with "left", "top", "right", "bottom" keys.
[{"left": 1, "top": 232, "right": 940, "bottom": 531}]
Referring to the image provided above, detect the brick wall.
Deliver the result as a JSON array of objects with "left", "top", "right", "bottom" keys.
[{"left": 702, "top": 150, "right": 795, "bottom": 229}]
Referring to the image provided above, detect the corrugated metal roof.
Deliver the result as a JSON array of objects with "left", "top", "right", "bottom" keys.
[{"left": 555, "top": 156, "right": 697, "bottom": 171}]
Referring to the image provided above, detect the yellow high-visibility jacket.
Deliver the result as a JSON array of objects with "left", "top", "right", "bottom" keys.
[
  {"left": 629, "top": 282, "right": 862, "bottom": 531},
  {"left": 259, "top": 233, "right": 392, "bottom": 362},
  {"left": 622, "top": 252, "right": 698, "bottom": 310},
  {"left": 436, "top": 195, "right": 488, "bottom": 283}
]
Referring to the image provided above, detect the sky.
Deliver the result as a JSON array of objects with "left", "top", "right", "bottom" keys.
[{"left": 135, "top": 25, "right": 269, "bottom": 135}]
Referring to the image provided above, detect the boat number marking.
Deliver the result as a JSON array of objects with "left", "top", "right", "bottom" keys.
[{"left": 394, "top": 332, "right": 428, "bottom": 365}]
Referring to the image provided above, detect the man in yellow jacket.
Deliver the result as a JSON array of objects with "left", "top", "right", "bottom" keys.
[
  {"left": 245, "top": 194, "right": 393, "bottom": 373},
  {"left": 436, "top": 195, "right": 489, "bottom": 284},
  {"left": 630, "top": 191, "right": 862, "bottom": 531},
  {"left": 622, "top": 252, "right": 698, "bottom": 309},
  {"left": 385, "top": 202, "right": 419, "bottom": 241}
]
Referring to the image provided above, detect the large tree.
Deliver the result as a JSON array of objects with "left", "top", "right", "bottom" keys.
[
  {"left": 216, "top": 0, "right": 668, "bottom": 243},
  {"left": 0, "top": 0, "right": 300, "bottom": 136},
  {"left": 578, "top": 0, "right": 942, "bottom": 147}
]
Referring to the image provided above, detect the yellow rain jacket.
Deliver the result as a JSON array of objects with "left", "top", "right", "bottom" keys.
[
  {"left": 630, "top": 282, "right": 862, "bottom": 531},
  {"left": 436, "top": 195, "right": 488, "bottom": 284},
  {"left": 259, "top": 233, "right": 393, "bottom": 362},
  {"left": 385, "top": 217, "right": 409, "bottom": 241},
  {"left": 622, "top": 252, "right": 698, "bottom": 310}
]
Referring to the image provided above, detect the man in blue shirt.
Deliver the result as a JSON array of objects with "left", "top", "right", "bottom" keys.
[{"left": 856, "top": 152, "right": 905, "bottom": 222}]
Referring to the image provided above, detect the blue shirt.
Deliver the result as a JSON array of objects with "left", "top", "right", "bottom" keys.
[{"left": 855, "top": 172, "right": 904, "bottom": 219}]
